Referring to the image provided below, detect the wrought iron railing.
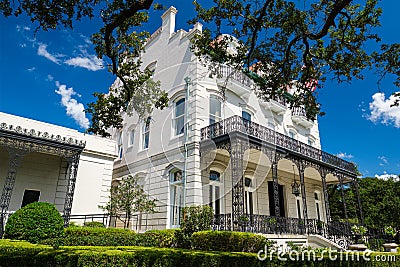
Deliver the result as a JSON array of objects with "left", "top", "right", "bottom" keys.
[
  {"left": 291, "top": 106, "right": 307, "bottom": 117},
  {"left": 217, "top": 65, "right": 253, "bottom": 88},
  {"left": 200, "top": 115, "right": 356, "bottom": 173}
]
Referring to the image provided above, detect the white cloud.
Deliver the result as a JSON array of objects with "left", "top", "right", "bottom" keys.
[
  {"left": 37, "top": 43, "right": 61, "bottom": 64},
  {"left": 16, "top": 25, "right": 30, "bottom": 32},
  {"left": 55, "top": 82, "right": 89, "bottom": 129},
  {"left": 378, "top": 155, "right": 388, "bottom": 166},
  {"left": 336, "top": 152, "right": 354, "bottom": 159},
  {"left": 375, "top": 171, "right": 399, "bottom": 181},
  {"left": 368, "top": 92, "right": 400, "bottom": 128},
  {"left": 27, "top": 67, "right": 36, "bottom": 72},
  {"left": 46, "top": 74, "right": 54, "bottom": 81},
  {"left": 64, "top": 54, "right": 104, "bottom": 71}
]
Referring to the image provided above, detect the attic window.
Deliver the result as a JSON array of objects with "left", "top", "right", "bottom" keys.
[{"left": 145, "top": 61, "right": 157, "bottom": 74}]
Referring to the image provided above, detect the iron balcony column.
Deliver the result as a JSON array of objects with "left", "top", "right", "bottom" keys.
[
  {"left": 271, "top": 161, "right": 281, "bottom": 217},
  {"left": 62, "top": 154, "right": 81, "bottom": 227},
  {"left": 298, "top": 161, "right": 309, "bottom": 231},
  {"left": 353, "top": 177, "right": 364, "bottom": 225},
  {"left": 338, "top": 173, "right": 349, "bottom": 220},
  {"left": 320, "top": 171, "right": 331, "bottom": 223},
  {"left": 0, "top": 149, "right": 26, "bottom": 237},
  {"left": 229, "top": 137, "right": 245, "bottom": 231}
]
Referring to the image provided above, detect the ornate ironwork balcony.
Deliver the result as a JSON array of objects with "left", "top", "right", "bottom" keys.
[
  {"left": 217, "top": 65, "right": 253, "bottom": 88},
  {"left": 200, "top": 115, "right": 356, "bottom": 174}
]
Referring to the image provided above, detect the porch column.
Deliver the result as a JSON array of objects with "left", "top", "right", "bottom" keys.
[
  {"left": 63, "top": 154, "right": 80, "bottom": 227},
  {"left": 320, "top": 170, "right": 331, "bottom": 223},
  {"left": 337, "top": 174, "right": 349, "bottom": 220},
  {"left": 271, "top": 161, "right": 281, "bottom": 217},
  {"left": 0, "top": 149, "right": 26, "bottom": 237},
  {"left": 298, "top": 163, "right": 308, "bottom": 221},
  {"left": 352, "top": 177, "right": 364, "bottom": 225},
  {"left": 230, "top": 138, "right": 244, "bottom": 231}
]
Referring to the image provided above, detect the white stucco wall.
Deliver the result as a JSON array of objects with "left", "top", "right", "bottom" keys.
[
  {"left": 0, "top": 112, "right": 117, "bottom": 215},
  {"left": 110, "top": 7, "right": 326, "bottom": 230}
]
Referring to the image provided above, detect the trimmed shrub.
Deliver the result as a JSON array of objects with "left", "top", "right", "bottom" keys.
[
  {"left": 1, "top": 240, "right": 399, "bottom": 267},
  {"left": 191, "top": 230, "right": 271, "bottom": 253},
  {"left": 41, "top": 227, "right": 138, "bottom": 246},
  {"left": 4, "top": 202, "right": 64, "bottom": 243},
  {"left": 181, "top": 205, "right": 214, "bottom": 235},
  {"left": 137, "top": 229, "right": 179, "bottom": 247},
  {"left": 83, "top": 221, "right": 106, "bottom": 228}
]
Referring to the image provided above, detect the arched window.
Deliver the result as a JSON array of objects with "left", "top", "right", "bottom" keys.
[
  {"left": 174, "top": 98, "right": 185, "bottom": 136},
  {"left": 209, "top": 171, "right": 222, "bottom": 215},
  {"left": 170, "top": 169, "right": 183, "bottom": 227}
]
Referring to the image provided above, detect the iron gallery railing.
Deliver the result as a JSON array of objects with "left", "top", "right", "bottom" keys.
[
  {"left": 217, "top": 65, "right": 254, "bottom": 88},
  {"left": 200, "top": 116, "right": 356, "bottom": 173},
  {"left": 212, "top": 213, "right": 353, "bottom": 239}
]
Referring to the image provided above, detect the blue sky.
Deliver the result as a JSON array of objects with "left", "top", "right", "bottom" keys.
[{"left": 0, "top": 2, "right": 399, "bottom": 178}]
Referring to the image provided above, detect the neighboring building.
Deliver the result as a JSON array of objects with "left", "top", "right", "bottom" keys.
[
  {"left": 111, "top": 7, "right": 362, "bottom": 249},
  {"left": 0, "top": 112, "right": 116, "bottom": 235}
]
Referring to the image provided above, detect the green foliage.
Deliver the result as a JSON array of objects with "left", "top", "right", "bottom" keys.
[
  {"left": 137, "top": 229, "right": 180, "bottom": 247},
  {"left": 3, "top": 0, "right": 399, "bottom": 134},
  {"left": 191, "top": 230, "right": 271, "bottom": 253},
  {"left": 83, "top": 221, "right": 106, "bottom": 228},
  {"left": 180, "top": 205, "right": 214, "bottom": 235},
  {"left": 190, "top": 0, "right": 395, "bottom": 120},
  {"left": 99, "top": 175, "right": 157, "bottom": 229},
  {"left": 4, "top": 202, "right": 64, "bottom": 243},
  {"left": 1, "top": 239, "right": 400, "bottom": 267},
  {"left": 40, "top": 226, "right": 138, "bottom": 247},
  {"left": 329, "top": 177, "right": 400, "bottom": 229}
]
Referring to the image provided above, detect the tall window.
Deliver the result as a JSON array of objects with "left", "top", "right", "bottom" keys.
[
  {"left": 209, "top": 171, "right": 222, "bottom": 215},
  {"left": 129, "top": 130, "right": 135, "bottom": 147},
  {"left": 209, "top": 95, "right": 221, "bottom": 124},
  {"left": 117, "top": 131, "right": 123, "bottom": 159},
  {"left": 244, "top": 177, "right": 253, "bottom": 215},
  {"left": 174, "top": 98, "right": 185, "bottom": 136},
  {"left": 314, "top": 191, "right": 322, "bottom": 221},
  {"left": 142, "top": 117, "right": 151, "bottom": 149},
  {"left": 268, "top": 181, "right": 286, "bottom": 217},
  {"left": 296, "top": 197, "right": 302, "bottom": 219},
  {"left": 170, "top": 170, "right": 183, "bottom": 227}
]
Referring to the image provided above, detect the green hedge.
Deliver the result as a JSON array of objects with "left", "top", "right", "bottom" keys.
[
  {"left": 0, "top": 240, "right": 399, "bottom": 267},
  {"left": 41, "top": 227, "right": 138, "bottom": 246},
  {"left": 191, "top": 230, "right": 271, "bottom": 253}
]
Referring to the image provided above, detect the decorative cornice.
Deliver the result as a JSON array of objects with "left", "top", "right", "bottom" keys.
[{"left": 0, "top": 122, "right": 86, "bottom": 148}]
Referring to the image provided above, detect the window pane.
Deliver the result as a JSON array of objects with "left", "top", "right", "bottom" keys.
[
  {"left": 175, "top": 98, "right": 185, "bottom": 117},
  {"left": 242, "top": 111, "right": 251, "bottom": 121},
  {"left": 174, "top": 171, "right": 182, "bottom": 182},
  {"left": 129, "top": 130, "right": 134, "bottom": 146},
  {"left": 209, "top": 171, "right": 220, "bottom": 181},
  {"left": 144, "top": 132, "right": 149, "bottom": 149},
  {"left": 210, "top": 96, "right": 221, "bottom": 117},
  {"left": 215, "top": 186, "right": 220, "bottom": 215},
  {"left": 21, "top": 189, "right": 40, "bottom": 208},
  {"left": 175, "top": 116, "right": 185, "bottom": 135}
]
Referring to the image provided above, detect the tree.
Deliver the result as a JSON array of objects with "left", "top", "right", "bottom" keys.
[
  {"left": 100, "top": 175, "right": 157, "bottom": 229},
  {"left": 1, "top": 0, "right": 399, "bottom": 134},
  {"left": 328, "top": 177, "right": 400, "bottom": 229}
]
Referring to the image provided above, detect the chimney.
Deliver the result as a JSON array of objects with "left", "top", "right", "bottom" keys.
[{"left": 161, "top": 6, "right": 178, "bottom": 37}]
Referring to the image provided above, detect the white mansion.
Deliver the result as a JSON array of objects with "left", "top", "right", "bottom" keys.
[{"left": 110, "top": 7, "right": 362, "bottom": 248}]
